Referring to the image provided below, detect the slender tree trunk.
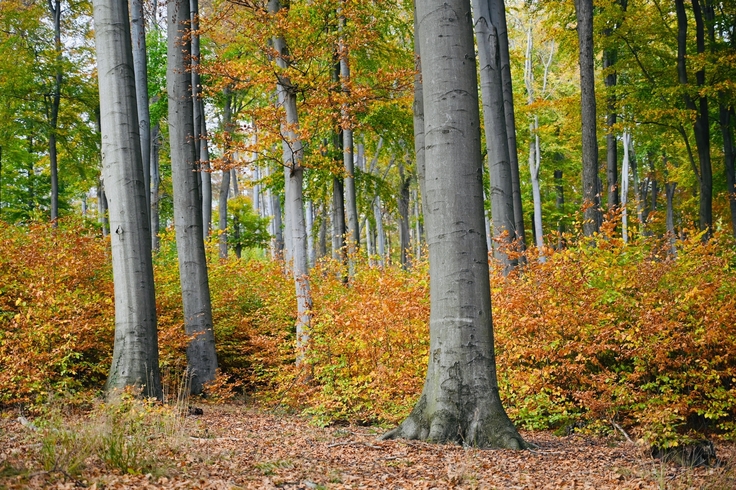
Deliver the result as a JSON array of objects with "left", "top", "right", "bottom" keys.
[
  {"left": 486, "top": 0, "right": 525, "bottom": 247},
  {"left": 231, "top": 168, "right": 239, "bottom": 196},
  {"left": 306, "top": 200, "right": 315, "bottom": 268},
  {"left": 318, "top": 202, "right": 327, "bottom": 260},
  {"left": 575, "top": 0, "right": 601, "bottom": 236},
  {"left": 339, "top": 7, "right": 359, "bottom": 264},
  {"left": 150, "top": 122, "right": 161, "bottom": 251},
  {"left": 621, "top": 132, "right": 631, "bottom": 242},
  {"left": 168, "top": 0, "right": 218, "bottom": 394},
  {"left": 270, "top": 171, "right": 284, "bottom": 259},
  {"left": 131, "top": 0, "right": 151, "bottom": 215},
  {"left": 676, "top": 0, "right": 712, "bottom": 236},
  {"left": 666, "top": 182, "right": 677, "bottom": 255},
  {"left": 98, "top": 177, "right": 109, "bottom": 236},
  {"left": 332, "top": 174, "right": 345, "bottom": 259},
  {"left": 374, "top": 196, "right": 385, "bottom": 268},
  {"left": 190, "top": 0, "right": 211, "bottom": 238},
  {"left": 48, "top": 0, "right": 62, "bottom": 224},
  {"left": 472, "top": 0, "right": 515, "bottom": 269},
  {"left": 554, "top": 169, "right": 565, "bottom": 248},
  {"left": 93, "top": 0, "right": 161, "bottom": 398},
  {"left": 219, "top": 88, "right": 233, "bottom": 259},
  {"left": 382, "top": 0, "right": 526, "bottom": 449},
  {"left": 398, "top": 160, "right": 411, "bottom": 269},
  {"left": 723, "top": 107, "right": 736, "bottom": 236},
  {"left": 269, "top": 0, "right": 312, "bottom": 363},
  {"left": 604, "top": 47, "right": 618, "bottom": 210}
]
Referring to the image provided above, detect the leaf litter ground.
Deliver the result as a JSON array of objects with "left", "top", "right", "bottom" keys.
[{"left": 1, "top": 404, "right": 734, "bottom": 489}]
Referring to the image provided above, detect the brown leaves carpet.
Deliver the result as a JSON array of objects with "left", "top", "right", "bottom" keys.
[{"left": 2, "top": 405, "right": 733, "bottom": 489}]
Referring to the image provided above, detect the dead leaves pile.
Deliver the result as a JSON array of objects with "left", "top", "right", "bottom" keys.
[{"left": 1, "top": 405, "right": 734, "bottom": 489}]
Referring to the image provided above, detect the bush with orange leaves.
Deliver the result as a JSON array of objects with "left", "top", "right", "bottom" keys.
[{"left": 3, "top": 219, "right": 736, "bottom": 446}]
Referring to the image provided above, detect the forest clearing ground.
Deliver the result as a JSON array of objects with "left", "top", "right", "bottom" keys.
[{"left": 1, "top": 404, "right": 734, "bottom": 489}]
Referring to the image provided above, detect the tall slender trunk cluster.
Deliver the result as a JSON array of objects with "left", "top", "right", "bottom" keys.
[
  {"left": 92, "top": 0, "right": 161, "bottom": 398},
  {"left": 168, "top": 0, "right": 218, "bottom": 394},
  {"left": 131, "top": 0, "right": 151, "bottom": 217}
]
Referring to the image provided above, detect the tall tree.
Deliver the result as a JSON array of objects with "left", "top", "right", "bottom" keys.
[
  {"left": 268, "top": 0, "right": 312, "bottom": 363},
  {"left": 488, "top": 0, "right": 525, "bottom": 247},
  {"left": 472, "top": 0, "right": 516, "bottom": 269},
  {"left": 382, "top": 0, "right": 526, "bottom": 448},
  {"left": 675, "top": 0, "right": 712, "bottom": 236},
  {"left": 47, "top": 0, "right": 62, "bottom": 223},
  {"left": 575, "top": 0, "right": 601, "bottom": 236},
  {"left": 92, "top": 0, "right": 161, "bottom": 397},
  {"left": 168, "top": 0, "right": 218, "bottom": 394},
  {"left": 131, "top": 0, "right": 151, "bottom": 215}
]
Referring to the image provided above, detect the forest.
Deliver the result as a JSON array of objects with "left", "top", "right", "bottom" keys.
[{"left": 1, "top": 0, "right": 736, "bottom": 487}]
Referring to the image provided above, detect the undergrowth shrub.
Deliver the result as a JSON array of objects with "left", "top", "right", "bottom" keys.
[{"left": 3, "top": 218, "right": 736, "bottom": 446}]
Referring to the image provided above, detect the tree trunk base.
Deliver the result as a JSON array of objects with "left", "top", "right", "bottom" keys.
[{"left": 379, "top": 395, "right": 530, "bottom": 449}]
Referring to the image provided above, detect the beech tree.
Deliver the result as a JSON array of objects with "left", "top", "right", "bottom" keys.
[
  {"left": 382, "top": 0, "right": 526, "bottom": 449},
  {"left": 168, "top": 0, "right": 218, "bottom": 394},
  {"left": 575, "top": 0, "right": 601, "bottom": 236},
  {"left": 92, "top": 0, "right": 161, "bottom": 397}
]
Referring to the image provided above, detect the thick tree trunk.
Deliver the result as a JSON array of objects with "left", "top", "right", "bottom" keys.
[
  {"left": 472, "top": 0, "right": 515, "bottom": 269},
  {"left": 382, "top": 0, "right": 526, "bottom": 449},
  {"left": 575, "top": 0, "right": 601, "bottom": 236},
  {"left": 168, "top": 0, "right": 218, "bottom": 394},
  {"left": 93, "top": 0, "right": 161, "bottom": 398},
  {"left": 269, "top": 0, "right": 312, "bottom": 362},
  {"left": 131, "top": 0, "right": 151, "bottom": 214},
  {"left": 487, "top": 0, "right": 525, "bottom": 247},
  {"left": 150, "top": 122, "right": 161, "bottom": 251},
  {"left": 413, "top": 1, "right": 426, "bottom": 214}
]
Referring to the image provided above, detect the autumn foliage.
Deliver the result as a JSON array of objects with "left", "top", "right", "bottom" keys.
[{"left": 2, "top": 220, "right": 736, "bottom": 446}]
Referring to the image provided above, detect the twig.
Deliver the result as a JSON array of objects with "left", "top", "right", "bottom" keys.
[{"left": 612, "top": 421, "right": 634, "bottom": 443}]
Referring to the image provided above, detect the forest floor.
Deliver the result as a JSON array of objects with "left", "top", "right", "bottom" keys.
[{"left": 1, "top": 404, "right": 734, "bottom": 489}]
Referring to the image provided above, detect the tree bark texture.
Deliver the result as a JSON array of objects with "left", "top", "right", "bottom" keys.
[
  {"left": 93, "top": 0, "right": 161, "bottom": 398},
  {"left": 398, "top": 160, "right": 411, "bottom": 269},
  {"left": 676, "top": 0, "right": 712, "bottom": 236},
  {"left": 168, "top": 0, "right": 218, "bottom": 394},
  {"left": 339, "top": 9, "right": 359, "bottom": 257},
  {"left": 219, "top": 88, "right": 233, "bottom": 259},
  {"left": 575, "top": 0, "right": 601, "bottom": 236},
  {"left": 150, "top": 122, "right": 161, "bottom": 251},
  {"left": 48, "top": 0, "right": 62, "bottom": 223},
  {"left": 269, "top": 0, "right": 312, "bottom": 362},
  {"left": 487, "top": 0, "right": 525, "bottom": 247},
  {"left": 131, "top": 0, "right": 151, "bottom": 215},
  {"left": 382, "top": 0, "right": 526, "bottom": 449},
  {"left": 472, "top": 0, "right": 515, "bottom": 269}
]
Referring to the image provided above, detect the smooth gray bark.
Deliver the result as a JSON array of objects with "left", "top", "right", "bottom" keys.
[
  {"left": 382, "top": 0, "right": 526, "bottom": 449},
  {"left": 219, "top": 88, "right": 233, "bottom": 259},
  {"left": 332, "top": 175, "right": 346, "bottom": 259},
  {"left": 473, "top": 0, "right": 514, "bottom": 268},
  {"left": 131, "top": 0, "right": 151, "bottom": 215},
  {"left": 575, "top": 0, "right": 601, "bottom": 236},
  {"left": 373, "top": 196, "right": 385, "bottom": 267},
  {"left": 269, "top": 0, "right": 311, "bottom": 362},
  {"left": 413, "top": 2, "right": 426, "bottom": 212},
  {"left": 398, "top": 160, "right": 411, "bottom": 269},
  {"left": 93, "top": 0, "right": 161, "bottom": 398},
  {"left": 621, "top": 132, "right": 631, "bottom": 242},
  {"left": 150, "top": 122, "right": 161, "bottom": 251},
  {"left": 48, "top": 0, "right": 62, "bottom": 224},
  {"left": 339, "top": 9, "right": 359, "bottom": 260},
  {"left": 487, "top": 0, "right": 525, "bottom": 247},
  {"left": 666, "top": 182, "right": 677, "bottom": 255},
  {"left": 168, "top": 0, "right": 218, "bottom": 394},
  {"left": 190, "top": 0, "right": 212, "bottom": 238}
]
